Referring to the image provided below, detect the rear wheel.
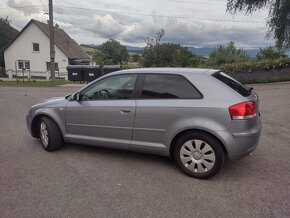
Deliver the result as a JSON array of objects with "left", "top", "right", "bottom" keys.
[
  {"left": 174, "top": 132, "right": 224, "bottom": 179},
  {"left": 39, "top": 117, "right": 63, "bottom": 151}
]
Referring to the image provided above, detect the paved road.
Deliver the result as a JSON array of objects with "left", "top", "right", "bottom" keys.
[{"left": 0, "top": 83, "right": 289, "bottom": 218}]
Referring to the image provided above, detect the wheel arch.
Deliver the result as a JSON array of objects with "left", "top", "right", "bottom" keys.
[
  {"left": 169, "top": 128, "right": 228, "bottom": 159},
  {"left": 31, "top": 114, "right": 64, "bottom": 139}
]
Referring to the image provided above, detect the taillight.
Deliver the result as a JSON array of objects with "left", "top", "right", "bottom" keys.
[{"left": 229, "top": 101, "right": 257, "bottom": 120}]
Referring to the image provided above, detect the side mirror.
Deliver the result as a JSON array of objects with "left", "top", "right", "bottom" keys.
[{"left": 71, "top": 92, "right": 81, "bottom": 101}]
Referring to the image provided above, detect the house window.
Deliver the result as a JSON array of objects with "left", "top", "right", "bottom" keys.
[
  {"left": 17, "top": 60, "right": 30, "bottom": 70},
  {"left": 46, "top": 62, "right": 59, "bottom": 71},
  {"left": 18, "top": 61, "right": 23, "bottom": 70},
  {"left": 25, "top": 61, "right": 30, "bottom": 69},
  {"left": 33, "top": 43, "right": 39, "bottom": 52}
]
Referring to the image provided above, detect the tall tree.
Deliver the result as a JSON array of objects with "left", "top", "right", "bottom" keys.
[
  {"left": 98, "top": 39, "right": 129, "bottom": 65},
  {"left": 143, "top": 29, "right": 193, "bottom": 67},
  {"left": 0, "top": 17, "right": 19, "bottom": 67},
  {"left": 209, "top": 41, "right": 250, "bottom": 65},
  {"left": 145, "top": 28, "right": 165, "bottom": 48},
  {"left": 227, "top": 0, "right": 290, "bottom": 51},
  {"left": 93, "top": 49, "right": 112, "bottom": 66}
]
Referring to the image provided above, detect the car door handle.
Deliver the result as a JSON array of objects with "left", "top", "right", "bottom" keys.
[{"left": 120, "top": 108, "right": 131, "bottom": 114}]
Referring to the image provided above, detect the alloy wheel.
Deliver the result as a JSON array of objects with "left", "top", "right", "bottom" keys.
[
  {"left": 40, "top": 121, "right": 49, "bottom": 147},
  {"left": 180, "top": 139, "right": 216, "bottom": 173}
]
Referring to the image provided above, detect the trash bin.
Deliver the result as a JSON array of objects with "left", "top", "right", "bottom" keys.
[
  {"left": 102, "top": 65, "right": 121, "bottom": 76},
  {"left": 67, "top": 65, "right": 83, "bottom": 82},
  {"left": 83, "top": 65, "right": 101, "bottom": 82}
]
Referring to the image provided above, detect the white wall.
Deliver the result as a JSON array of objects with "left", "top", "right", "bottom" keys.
[{"left": 4, "top": 22, "right": 68, "bottom": 73}]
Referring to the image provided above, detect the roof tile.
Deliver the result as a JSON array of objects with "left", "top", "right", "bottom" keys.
[{"left": 32, "top": 19, "right": 89, "bottom": 60}]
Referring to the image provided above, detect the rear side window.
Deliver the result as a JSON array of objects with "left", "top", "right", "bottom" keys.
[
  {"left": 141, "top": 74, "right": 202, "bottom": 99},
  {"left": 213, "top": 72, "right": 251, "bottom": 97}
]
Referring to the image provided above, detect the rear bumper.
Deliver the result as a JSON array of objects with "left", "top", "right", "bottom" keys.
[{"left": 216, "top": 118, "right": 262, "bottom": 161}]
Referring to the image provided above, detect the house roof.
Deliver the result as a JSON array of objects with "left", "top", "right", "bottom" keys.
[{"left": 5, "top": 19, "right": 90, "bottom": 60}]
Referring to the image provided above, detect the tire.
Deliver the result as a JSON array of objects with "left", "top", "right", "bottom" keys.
[
  {"left": 39, "top": 117, "right": 63, "bottom": 151},
  {"left": 174, "top": 131, "right": 225, "bottom": 179}
]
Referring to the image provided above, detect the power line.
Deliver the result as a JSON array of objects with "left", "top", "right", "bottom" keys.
[
  {"left": 1, "top": 4, "right": 47, "bottom": 9},
  {"left": 177, "top": 0, "right": 225, "bottom": 5},
  {"left": 58, "top": 5, "right": 265, "bottom": 24},
  {"left": 0, "top": 4, "right": 266, "bottom": 24}
]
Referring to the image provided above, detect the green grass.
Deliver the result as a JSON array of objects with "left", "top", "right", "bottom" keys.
[
  {"left": 80, "top": 45, "right": 95, "bottom": 54},
  {"left": 0, "top": 80, "right": 71, "bottom": 87}
]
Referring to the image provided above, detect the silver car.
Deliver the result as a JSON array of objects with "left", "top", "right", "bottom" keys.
[{"left": 26, "top": 68, "right": 262, "bottom": 179}]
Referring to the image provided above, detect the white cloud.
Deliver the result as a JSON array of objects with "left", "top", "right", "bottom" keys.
[
  {"left": 7, "top": 0, "right": 43, "bottom": 15},
  {"left": 1, "top": 0, "right": 274, "bottom": 48},
  {"left": 84, "top": 14, "right": 126, "bottom": 38}
]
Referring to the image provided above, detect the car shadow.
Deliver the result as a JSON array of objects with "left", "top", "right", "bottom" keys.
[
  {"left": 63, "top": 142, "right": 177, "bottom": 168},
  {"left": 34, "top": 141, "right": 258, "bottom": 181},
  {"left": 62, "top": 143, "right": 254, "bottom": 180}
]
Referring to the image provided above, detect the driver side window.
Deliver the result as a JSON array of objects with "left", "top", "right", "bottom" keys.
[{"left": 81, "top": 74, "right": 137, "bottom": 100}]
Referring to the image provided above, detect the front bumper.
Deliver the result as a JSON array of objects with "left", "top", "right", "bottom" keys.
[{"left": 26, "top": 114, "right": 33, "bottom": 136}]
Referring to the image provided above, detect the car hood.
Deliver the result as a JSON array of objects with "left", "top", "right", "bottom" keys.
[{"left": 32, "top": 96, "right": 69, "bottom": 109}]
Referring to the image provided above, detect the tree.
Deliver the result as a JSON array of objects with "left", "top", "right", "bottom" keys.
[
  {"left": 209, "top": 41, "right": 250, "bottom": 65},
  {"left": 256, "top": 46, "right": 284, "bottom": 60},
  {"left": 131, "top": 53, "right": 141, "bottom": 62},
  {"left": 145, "top": 28, "right": 165, "bottom": 48},
  {"left": 93, "top": 49, "right": 113, "bottom": 65},
  {"left": 143, "top": 29, "right": 193, "bottom": 67},
  {"left": 227, "top": 0, "right": 290, "bottom": 51},
  {"left": 189, "top": 55, "right": 209, "bottom": 68},
  {"left": 97, "top": 39, "right": 129, "bottom": 65},
  {"left": 155, "top": 43, "right": 192, "bottom": 67},
  {"left": 143, "top": 29, "right": 164, "bottom": 67},
  {"left": 0, "top": 17, "right": 19, "bottom": 67}
]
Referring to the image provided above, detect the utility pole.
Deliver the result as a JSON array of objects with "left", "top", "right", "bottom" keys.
[{"left": 49, "top": 0, "right": 55, "bottom": 80}]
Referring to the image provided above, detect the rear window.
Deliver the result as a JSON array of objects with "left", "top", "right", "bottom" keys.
[
  {"left": 141, "top": 74, "right": 202, "bottom": 99},
  {"left": 213, "top": 72, "right": 251, "bottom": 97}
]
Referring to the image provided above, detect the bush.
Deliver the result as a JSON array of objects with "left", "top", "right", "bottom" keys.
[
  {"left": 143, "top": 43, "right": 193, "bottom": 67},
  {"left": 256, "top": 46, "right": 283, "bottom": 60},
  {"left": 209, "top": 41, "right": 250, "bottom": 65},
  {"left": 218, "top": 58, "right": 290, "bottom": 73}
]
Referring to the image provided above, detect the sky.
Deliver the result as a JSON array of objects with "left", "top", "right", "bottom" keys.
[{"left": 0, "top": 0, "right": 276, "bottom": 49}]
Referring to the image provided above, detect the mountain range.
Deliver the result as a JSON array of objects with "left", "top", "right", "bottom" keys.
[
  {"left": 126, "top": 45, "right": 261, "bottom": 58},
  {"left": 81, "top": 44, "right": 261, "bottom": 58}
]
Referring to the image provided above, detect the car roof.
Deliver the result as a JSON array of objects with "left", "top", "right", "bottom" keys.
[{"left": 108, "top": 68, "right": 220, "bottom": 76}]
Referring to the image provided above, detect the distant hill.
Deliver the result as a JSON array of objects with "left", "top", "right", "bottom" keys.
[
  {"left": 80, "top": 45, "right": 95, "bottom": 54},
  {"left": 81, "top": 44, "right": 144, "bottom": 54},
  {"left": 81, "top": 44, "right": 263, "bottom": 58},
  {"left": 80, "top": 44, "right": 97, "bottom": 48},
  {"left": 244, "top": 49, "right": 260, "bottom": 58},
  {"left": 125, "top": 45, "right": 144, "bottom": 54},
  {"left": 185, "top": 47, "right": 213, "bottom": 57}
]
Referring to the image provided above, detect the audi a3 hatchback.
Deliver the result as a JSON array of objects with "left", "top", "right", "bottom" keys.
[{"left": 26, "top": 68, "right": 262, "bottom": 179}]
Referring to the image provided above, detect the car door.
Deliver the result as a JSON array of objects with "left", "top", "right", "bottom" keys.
[
  {"left": 65, "top": 74, "right": 137, "bottom": 148},
  {"left": 131, "top": 73, "right": 203, "bottom": 154}
]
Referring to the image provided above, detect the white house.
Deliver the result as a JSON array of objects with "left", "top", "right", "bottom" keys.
[{"left": 4, "top": 19, "right": 90, "bottom": 79}]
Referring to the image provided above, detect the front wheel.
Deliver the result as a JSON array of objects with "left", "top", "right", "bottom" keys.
[
  {"left": 174, "top": 132, "right": 225, "bottom": 179},
  {"left": 39, "top": 117, "right": 63, "bottom": 151}
]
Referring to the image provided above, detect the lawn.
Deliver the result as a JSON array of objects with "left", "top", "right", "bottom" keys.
[{"left": 0, "top": 80, "right": 71, "bottom": 87}]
